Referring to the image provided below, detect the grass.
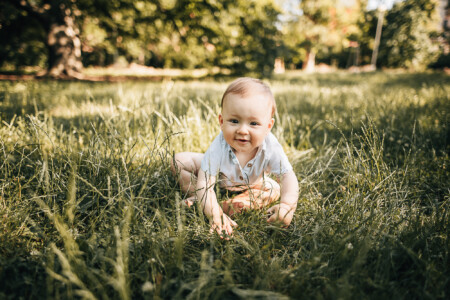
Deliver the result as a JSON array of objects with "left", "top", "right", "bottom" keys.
[{"left": 0, "top": 72, "right": 449, "bottom": 299}]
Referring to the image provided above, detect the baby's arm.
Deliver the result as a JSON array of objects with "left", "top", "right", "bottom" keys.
[
  {"left": 267, "top": 170, "right": 299, "bottom": 226},
  {"left": 196, "top": 169, "right": 237, "bottom": 236}
]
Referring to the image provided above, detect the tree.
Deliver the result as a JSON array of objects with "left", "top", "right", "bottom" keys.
[
  {"left": 137, "top": 0, "right": 284, "bottom": 75},
  {"left": 140, "top": 0, "right": 230, "bottom": 69},
  {"left": 2, "top": 0, "right": 84, "bottom": 78},
  {"left": 281, "top": 0, "right": 365, "bottom": 71},
  {"left": 212, "top": 0, "right": 284, "bottom": 76},
  {"left": 298, "top": 0, "right": 334, "bottom": 71},
  {"left": 0, "top": 0, "right": 141, "bottom": 78},
  {"left": 0, "top": 0, "right": 286, "bottom": 77},
  {"left": 378, "top": 0, "right": 441, "bottom": 69},
  {"left": 357, "top": 8, "right": 379, "bottom": 66}
]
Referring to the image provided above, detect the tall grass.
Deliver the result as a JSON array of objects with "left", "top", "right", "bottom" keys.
[{"left": 0, "top": 72, "right": 448, "bottom": 299}]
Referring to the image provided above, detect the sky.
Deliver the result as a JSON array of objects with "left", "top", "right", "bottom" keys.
[
  {"left": 284, "top": 1, "right": 403, "bottom": 15},
  {"left": 280, "top": 0, "right": 403, "bottom": 21},
  {"left": 366, "top": 0, "right": 402, "bottom": 10}
]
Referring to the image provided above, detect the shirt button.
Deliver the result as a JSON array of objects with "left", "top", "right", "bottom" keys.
[
  {"left": 239, "top": 176, "right": 244, "bottom": 180},
  {"left": 247, "top": 163, "right": 253, "bottom": 167}
]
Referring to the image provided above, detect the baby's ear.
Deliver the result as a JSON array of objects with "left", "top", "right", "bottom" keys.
[
  {"left": 268, "top": 118, "right": 275, "bottom": 130},
  {"left": 219, "top": 114, "right": 223, "bottom": 125}
]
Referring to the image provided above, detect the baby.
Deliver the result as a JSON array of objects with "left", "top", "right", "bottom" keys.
[{"left": 171, "top": 77, "right": 299, "bottom": 236}]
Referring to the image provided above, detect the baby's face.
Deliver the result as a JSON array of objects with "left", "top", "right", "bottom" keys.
[{"left": 219, "top": 92, "right": 274, "bottom": 155}]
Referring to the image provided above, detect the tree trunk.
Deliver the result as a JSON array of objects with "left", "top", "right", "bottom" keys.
[
  {"left": 37, "top": 0, "right": 83, "bottom": 79},
  {"left": 4, "top": 0, "right": 83, "bottom": 79},
  {"left": 45, "top": 4, "right": 83, "bottom": 78},
  {"left": 303, "top": 50, "right": 316, "bottom": 73}
]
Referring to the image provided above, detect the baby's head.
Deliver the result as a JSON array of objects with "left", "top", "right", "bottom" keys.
[
  {"left": 219, "top": 78, "right": 276, "bottom": 154},
  {"left": 221, "top": 77, "right": 277, "bottom": 118}
]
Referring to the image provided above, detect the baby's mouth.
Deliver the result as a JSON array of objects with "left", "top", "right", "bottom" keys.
[{"left": 236, "top": 138, "right": 249, "bottom": 143}]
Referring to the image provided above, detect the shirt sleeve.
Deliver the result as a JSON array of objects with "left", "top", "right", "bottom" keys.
[
  {"left": 266, "top": 135, "right": 293, "bottom": 176},
  {"left": 201, "top": 134, "right": 223, "bottom": 176}
]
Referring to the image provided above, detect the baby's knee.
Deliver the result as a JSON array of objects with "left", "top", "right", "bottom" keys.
[{"left": 171, "top": 152, "right": 202, "bottom": 174}]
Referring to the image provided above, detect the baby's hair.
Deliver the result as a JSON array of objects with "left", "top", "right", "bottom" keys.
[{"left": 221, "top": 77, "right": 277, "bottom": 117}]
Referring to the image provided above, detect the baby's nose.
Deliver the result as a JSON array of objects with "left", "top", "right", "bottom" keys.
[{"left": 237, "top": 124, "right": 249, "bottom": 134}]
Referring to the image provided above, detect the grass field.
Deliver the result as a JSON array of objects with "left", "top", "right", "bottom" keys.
[{"left": 0, "top": 72, "right": 449, "bottom": 299}]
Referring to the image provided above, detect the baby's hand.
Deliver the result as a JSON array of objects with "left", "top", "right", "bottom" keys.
[
  {"left": 266, "top": 203, "right": 294, "bottom": 227},
  {"left": 210, "top": 213, "right": 237, "bottom": 239}
]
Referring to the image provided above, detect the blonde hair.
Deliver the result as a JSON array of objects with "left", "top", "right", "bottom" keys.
[{"left": 221, "top": 77, "right": 277, "bottom": 117}]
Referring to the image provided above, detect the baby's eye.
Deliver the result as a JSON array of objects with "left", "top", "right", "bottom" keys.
[
  {"left": 250, "top": 121, "right": 260, "bottom": 126},
  {"left": 229, "top": 119, "right": 238, "bottom": 124}
]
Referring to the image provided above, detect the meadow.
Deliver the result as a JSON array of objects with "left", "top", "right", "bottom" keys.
[{"left": 0, "top": 72, "right": 448, "bottom": 299}]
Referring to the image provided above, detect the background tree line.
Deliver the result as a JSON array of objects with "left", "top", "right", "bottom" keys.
[{"left": 0, "top": 0, "right": 448, "bottom": 78}]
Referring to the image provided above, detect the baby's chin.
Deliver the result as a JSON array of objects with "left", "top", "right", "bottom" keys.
[{"left": 232, "top": 145, "right": 259, "bottom": 154}]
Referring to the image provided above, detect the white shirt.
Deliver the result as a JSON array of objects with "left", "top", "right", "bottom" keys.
[{"left": 201, "top": 132, "right": 293, "bottom": 188}]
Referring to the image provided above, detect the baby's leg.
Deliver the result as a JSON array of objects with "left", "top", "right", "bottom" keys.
[
  {"left": 222, "top": 178, "right": 281, "bottom": 216},
  {"left": 171, "top": 152, "right": 203, "bottom": 205}
]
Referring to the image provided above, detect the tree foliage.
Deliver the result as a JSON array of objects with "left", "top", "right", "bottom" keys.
[
  {"left": 0, "top": 0, "right": 284, "bottom": 76},
  {"left": 0, "top": 0, "right": 446, "bottom": 76},
  {"left": 378, "top": 0, "right": 442, "bottom": 69},
  {"left": 0, "top": 1, "right": 48, "bottom": 69},
  {"left": 281, "top": 0, "right": 366, "bottom": 70}
]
